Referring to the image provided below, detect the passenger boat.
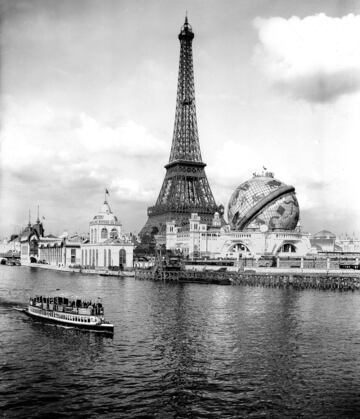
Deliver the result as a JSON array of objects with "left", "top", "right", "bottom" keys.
[{"left": 18, "top": 296, "right": 114, "bottom": 335}]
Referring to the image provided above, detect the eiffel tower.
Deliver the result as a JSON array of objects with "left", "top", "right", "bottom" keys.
[{"left": 140, "top": 17, "right": 224, "bottom": 238}]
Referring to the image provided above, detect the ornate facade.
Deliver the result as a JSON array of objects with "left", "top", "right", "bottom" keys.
[
  {"left": 166, "top": 213, "right": 312, "bottom": 259},
  {"left": 81, "top": 199, "right": 133, "bottom": 269},
  {"left": 19, "top": 216, "right": 45, "bottom": 264}
]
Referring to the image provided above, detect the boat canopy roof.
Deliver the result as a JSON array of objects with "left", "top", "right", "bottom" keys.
[{"left": 31, "top": 295, "right": 103, "bottom": 303}]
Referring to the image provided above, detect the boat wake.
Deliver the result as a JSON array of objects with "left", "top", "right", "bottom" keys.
[
  {"left": 12, "top": 306, "right": 26, "bottom": 312},
  {"left": 0, "top": 297, "right": 26, "bottom": 309}
]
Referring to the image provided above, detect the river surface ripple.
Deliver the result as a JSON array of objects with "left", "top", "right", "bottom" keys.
[{"left": 1, "top": 266, "right": 360, "bottom": 418}]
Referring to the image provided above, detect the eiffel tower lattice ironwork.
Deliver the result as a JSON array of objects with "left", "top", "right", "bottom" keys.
[{"left": 140, "top": 17, "right": 224, "bottom": 238}]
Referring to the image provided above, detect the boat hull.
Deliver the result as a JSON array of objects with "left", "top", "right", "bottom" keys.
[{"left": 22, "top": 308, "right": 114, "bottom": 335}]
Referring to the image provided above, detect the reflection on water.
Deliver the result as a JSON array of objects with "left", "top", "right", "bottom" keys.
[{"left": 1, "top": 265, "right": 360, "bottom": 417}]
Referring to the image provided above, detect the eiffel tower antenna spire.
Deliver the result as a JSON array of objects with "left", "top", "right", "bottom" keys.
[{"left": 140, "top": 18, "right": 224, "bottom": 238}]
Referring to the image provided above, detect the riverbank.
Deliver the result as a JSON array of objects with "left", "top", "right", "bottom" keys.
[
  {"left": 20, "top": 262, "right": 135, "bottom": 276},
  {"left": 185, "top": 265, "right": 360, "bottom": 276}
]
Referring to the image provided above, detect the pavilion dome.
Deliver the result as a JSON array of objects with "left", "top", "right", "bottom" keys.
[
  {"left": 227, "top": 172, "right": 300, "bottom": 231},
  {"left": 313, "top": 230, "right": 336, "bottom": 239},
  {"left": 93, "top": 200, "right": 118, "bottom": 222}
]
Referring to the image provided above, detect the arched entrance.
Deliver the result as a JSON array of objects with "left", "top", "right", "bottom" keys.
[
  {"left": 233, "top": 243, "right": 251, "bottom": 253},
  {"left": 278, "top": 243, "right": 297, "bottom": 253},
  {"left": 226, "top": 242, "right": 252, "bottom": 256},
  {"left": 119, "top": 249, "right": 126, "bottom": 270}
]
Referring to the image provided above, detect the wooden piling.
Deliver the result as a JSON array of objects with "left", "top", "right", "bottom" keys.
[{"left": 134, "top": 268, "right": 360, "bottom": 291}]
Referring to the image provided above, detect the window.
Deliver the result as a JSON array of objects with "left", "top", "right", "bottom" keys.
[
  {"left": 108, "top": 249, "right": 111, "bottom": 267},
  {"left": 110, "top": 228, "right": 118, "bottom": 239},
  {"left": 96, "top": 249, "right": 98, "bottom": 266},
  {"left": 71, "top": 249, "right": 76, "bottom": 264},
  {"left": 101, "top": 228, "right": 108, "bottom": 239},
  {"left": 119, "top": 249, "right": 126, "bottom": 265},
  {"left": 104, "top": 249, "right": 107, "bottom": 267}
]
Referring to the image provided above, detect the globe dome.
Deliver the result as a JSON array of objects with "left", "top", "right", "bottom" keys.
[{"left": 228, "top": 173, "right": 299, "bottom": 231}]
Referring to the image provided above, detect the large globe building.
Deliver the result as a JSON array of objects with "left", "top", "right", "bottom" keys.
[
  {"left": 228, "top": 172, "right": 299, "bottom": 232},
  {"left": 222, "top": 171, "right": 311, "bottom": 258},
  {"left": 165, "top": 171, "right": 313, "bottom": 260}
]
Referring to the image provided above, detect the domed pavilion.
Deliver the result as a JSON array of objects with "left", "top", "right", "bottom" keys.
[
  {"left": 81, "top": 195, "right": 134, "bottom": 270},
  {"left": 89, "top": 200, "right": 122, "bottom": 244}
]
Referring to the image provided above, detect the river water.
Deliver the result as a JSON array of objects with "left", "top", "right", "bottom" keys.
[{"left": 1, "top": 265, "right": 360, "bottom": 418}]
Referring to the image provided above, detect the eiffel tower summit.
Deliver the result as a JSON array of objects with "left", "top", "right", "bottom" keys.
[{"left": 140, "top": 17, "right": 224, "bottom": 238}]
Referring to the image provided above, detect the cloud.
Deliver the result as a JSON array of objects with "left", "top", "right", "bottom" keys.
[
  {"left": 254, "top": 14, "right": 360, "bottom": 103},
  {"left": 110, "top": 178, "right": 158, "bottom": 203},
  {"left": 75, "top": 113, "right": 168, "bottom": 157},
  {"left": 0, "top": 97, "right": 166, "bottom": 233}
]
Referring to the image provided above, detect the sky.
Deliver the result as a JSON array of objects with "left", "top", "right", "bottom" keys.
[{"left": 1, "top": 0, "right": 360, "bottom": 238}]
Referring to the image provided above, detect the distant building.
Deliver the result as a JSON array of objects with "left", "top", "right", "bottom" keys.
[
  {"left": 336, "top": 236, "right": 360, "bottom": 253},
  {"left": 37, "top": 233, "right": 85, "bottom": 267},
  {"left": 20, "top": 197, "right": 134, "bottom": 269},
  {"left": 64, "top": 234, "right": 84, "bottom": 266},
  {"left": 0, "top": 236, "right": 20, "bottom": 263},
  {"left": 310, "top": 231, "right": 360, "bottom": 255},
  {"left": 38, "top": 235, "right": 64, "bottom": 265},
  {"left": 166, "top": 213, "right": 224, "bottom": 258},
  {"left": 19, "top": 217, "right": 45, "bottom": 264},
  {"left": 81, "top": 198, "right": 134, "bottom": 269},
  {"left": 310, "top": 230, "right": 339, "bottom": 253},
  {"left": 0, "top": 236, "right": 20, "bottom": 255}
]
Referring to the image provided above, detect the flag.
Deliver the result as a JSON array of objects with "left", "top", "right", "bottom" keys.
[
  {"left": 42, "top": 216, "right": 45, "bottom": 220},
  {"left": 263, "top": 166, "right": 267, "bottom": 170},
  {"left": 105, "top": 188, "right": 109, "bottom": 195}
]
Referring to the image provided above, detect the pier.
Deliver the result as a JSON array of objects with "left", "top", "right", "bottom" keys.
[
  {"left": 135, "top": 268, "right": 360, "bottom": 291},
  {"left": 135, "top": 268, "right": 231, "bottom": 285}
]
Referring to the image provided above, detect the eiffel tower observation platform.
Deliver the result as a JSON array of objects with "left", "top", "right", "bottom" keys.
[{"left": 140, "top": 17, "right": 224, "bottom": 238}]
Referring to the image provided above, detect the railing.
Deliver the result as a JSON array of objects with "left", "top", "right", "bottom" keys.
[
  {"left": 147, "top": 204, "right": 219, "bottom": 216},
  {"left": 90, "top": 220, "right": 121, "bottom": 226}
]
